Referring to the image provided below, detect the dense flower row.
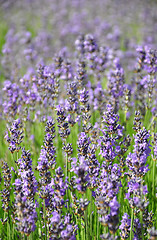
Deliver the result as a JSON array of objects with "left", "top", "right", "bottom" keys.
[
  {"left": 0, "top": 1, "right": 157, "bottom": 239},
  {"left": 1, "top": 104, "right": 157, "bottom": 239}
]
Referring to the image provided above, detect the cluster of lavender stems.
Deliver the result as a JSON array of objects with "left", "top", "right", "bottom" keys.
[
  {"left": 1, "top": 40, "right": 157, "bottom": 239},
  {"left": 1, "top": 1, "right": 157, "bottom": 239}
]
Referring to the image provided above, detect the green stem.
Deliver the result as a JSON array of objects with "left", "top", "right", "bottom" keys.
[
  {"left": 152, "top": 158, "right": 156, "bottom": 213},
  {"left": 66, "top": 152, "right": 68, "bottom": 180},
  {"left": 130, "top": 207, "right": 134, "bottom": 240},
  {"left": 140, "top": 210, "right": 144, "bottom": 239},
  {"left": 97, "top": 212, "right": 99, "bottom": 240},
  {"left": 7, "top": 212, "right": 10, "bottom": 240},
  {"left": 43, "top": 200, "right": 47, "bottom": 239},
  {"left": 90, "top": 192, "right": 93, "bottom": 237},
  {"left": 66, "top": 153, "right": 69, "bottom": 211},
  {"left": 81, "top": 218, "right": 85, "bottom": 240},
  {"left": 84, "top": 209, "right": 90, "bottom": 240},
  {"left": 147, "top": 115, "right": 156, "bottom": 130}
]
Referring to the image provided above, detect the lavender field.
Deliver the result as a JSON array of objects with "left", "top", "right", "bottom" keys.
[{"left": 1, "top": 0, "right": 157, "bottom": 239}]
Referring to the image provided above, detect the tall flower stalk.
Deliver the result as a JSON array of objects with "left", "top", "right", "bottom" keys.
[{"left": 126, "top": 112, "right": 153, "bottom": 239}]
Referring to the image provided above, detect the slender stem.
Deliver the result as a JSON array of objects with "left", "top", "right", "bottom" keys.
[
  {"left": 7, "top": 212, "right": 10, "bottom": 240},
  {"left": 66, "top": 152, "right": 69, "bottom": 211},
  {"left": 148, "top": 116, "right": 155, "bottom": 130},
  {"left": 43, "top": 199, "right": 47, "bottom": 239},
  {"left": 90, "top": 192, "right": 93, "bottom": 237},
  {"left": 140, "top": 210, "right": 144, "bottom": 239},
  {"left": 12, "top": 223, "right": 14, "bottom": 240},
  {"left": 130, "top": 207, "right": 134, "bottom": 240},
  {"left": 84, "top": 211, "right": 87, "bottom": 240},
  {"left": 152, "top": 158, "right": 156, "bottom": 212},
  {"left": 97, "top": 212, "right": 99, "bottom": 240},
  {"left": 81, "top": 217, "right": 85, "bottom": 240},
  {"left": 66, "top": 151, "right": 68, "bottom": 180}
]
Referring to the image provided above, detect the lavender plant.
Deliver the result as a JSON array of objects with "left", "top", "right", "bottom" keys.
[{"left": 1, "top": 1, "right": 157, "bottom": 239}]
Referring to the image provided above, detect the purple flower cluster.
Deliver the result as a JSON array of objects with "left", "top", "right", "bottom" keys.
[
  {"left": 56, "top": 105, "right": 71, "bottom": 141},
  {"left": 14, "top": 149, "right": 38, "bottom": 235},
  {"left": 119, "top": 213, "right": 131, "bottom": 240},
  {"left": 2, "top": 81, "right": 22, "bottom": 119},
  {"left": 107, "top": 62, "right": 125, "bottom": 112},
  {"left": 95, "top": 162, "right": 121, "bottom": 236},
  {"left": 1, "top": 1, "right": 157, "bottom": 239},
  {"left": 49, "top": 211, "right": 77, "bottom": 240},
  {"left": 99, "top": 104, "right": 123, "bottom": 163},
  {"left": 37, "top": 119, "right": 56, "bottom": 199},
  {"left": 125, "top": 113, "right": 152, "bottom": 238},
  {"left": 1, "top": 161, "right": 12, "bottom": 212},
  {"left": 5, "top": 118, "right": 23, "bottom": 153},
  {"left": 71, "top": 156, "right": 89, "bottom": 194},
  {"left": 126, "top": 127, "right": 151, "bottom": 177}
]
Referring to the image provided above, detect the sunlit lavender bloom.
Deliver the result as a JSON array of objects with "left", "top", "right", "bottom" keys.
[
  {"left": 43, "top": 119, "right": 56, "bottom": 169},
  {"left": 37, "top": 153, "right": 51, "bottom": 185},
  {"left": 98, "top": 196, "right": 119, "bottom": 234},
  {"left": 3, "top": 80, "right": 20, "bottom": 118},
  {"left": 107, "top": 63, "right": 125, "bottom": 111},
  {"left": 92, "top": 46, "right": 109, "bottom": 80},
  {"left": 54, "top": 54, "right": 63, "bottom": 78},
  {"left": 95, "top": 163, "right": 121, "bottom": 236},
  {"left": 5, "top": 118, "right": 23, "bottom": 153},
  {"left": 92, "top": 82, "right": 105, "bottom": 113},
  {"left": 37, "top": 119, "right": 56, "bottom": 200},
  {"left": 126, "top": 127, "right": 151, "bottom": 177},
  {"left": 75, "top": 34, "right": 85, "bottom": 56},
  {"left": 71, "top": 156, "right": 89, "bottom": 193},
  {"left": 52, "top": 167, "right": 68, "bottom": 201},
  {"left": 95, "top": 163, "right": 121, "bottom": 199},
  {"left": 1, "top": 160, "right": 12, "bottom": 212},
  {"left": 49, "top": 211, "right": 77, "bottom": 240},
  {"left": 88, "top": 146, "right": 100, "bottom": 188},
  {"left": 102, "top": 104, "right": 123, "bottom": 137},
  {"left": 99, "top": 105, "right": 123, "bottom": 164},
  {"left": 61, "top": 59, "right": 73, "bottom": 82},
  {"left": 125, "top": 115, "right": 152, "bottom": 236},
  {"left": 75, "top": 59, "right": 87, "bottom": 88},
  {"left": 90, "top": 123, "right": 100, "bottom": 146},
  {"left": 133, "top": 111, "right": 142, "bottom": 133},
  {"left": 16, "top": 148, "right": 38, "bottom": 199},
  {"left": 37, "top": 164, "right": 68, "bottom": 238},
  {"left": 99, "top": 130, "right": 116, "bottom": 162},
  {"left": 66, "top": 81, "right": 79, "bottom": 126},
  {"left": 143, "top": 209, "right": 153, "bottom": 236},
  {"left": 42, "top": 166, "right": 68, "bottom": 214},
  {"left": 119, "top": 213, "right": 131, "bottom": 240},
  {"left": 25, "top": 81, "right": 41, "bottom": 107},
  {"left": 63, "top": 143, "right": 73, "bottom": 158},
  {"left": 84, "top": 34, "right": 98, "bottom": 56},
  {"left": 14, "top": 186, "right": 38, "bottom": 236},
  {"left": 56, "top": 105, "right": 70, "bottom": 140},
  {"left": 125, "top": 177, "right": 149, "bottom": 211},
  {"left": 136, "top": 46, "right": 146, "bottom": 72},
  {"left": 78, "top": 89, "right": 92, "bottom": 132},
  {"left": 144, "top": 47, "right": 157, "bottom": 75},
  {"left": 77, "top": 132, "right": 90, "bottom": 158},
  {"left": 35, "top": 65, "right": 58, "bottom": 110},
  {"left": 56, "top": 105, "right": 66, "bottom": 124},
  {"left": 79, "top": 88, "right": 89, "bottom": 106},
  {"left": 14, "top": 149, "right": 38, "bottom": 235},
  {"left": 67, "top": 82, "right": 78, "bottom": 110},
  {"left": 133, "top": 218, "right": 142, "bottom": 240}
]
